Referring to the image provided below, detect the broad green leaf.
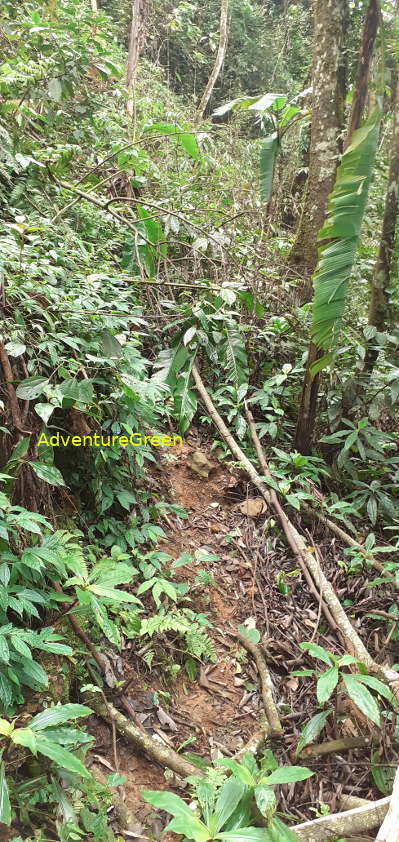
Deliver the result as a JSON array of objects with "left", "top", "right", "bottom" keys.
[
  {"left": 0, "top": 761, "right": 11, "bottom": 825},
  {"left": 15, "top": 377, "right": 49, "bottom": 400},
  {"left": 142, "top": 790, "right": 196, "bottom": 818},
  {"left": 311, "top": 113, "right": 381, "bottom": 351},
  {"left": 260, "top": 133, "right": 279, "bottom": 202},
  {"left": 299, "top": 642, "right": 332, "bottom": 666},
  {"left": 343, "top": 674, "right": 381, "bottom": 726},
  {"left": 296, "top": 709, "right": 332, "bottom": 755},
  {"left": 48, "top": 77, "right": 62, "bottom": 101},
  {"left": 254, "top": 786, "right": 276, "bottom": 819},
  {"left": 215, "top": 827, "right": 275, "bottom": 842},
  {"left": 28, "top": 462, "right": 66, "bottom": 487},
  {"left": 166, "top": 816, "right": 210, "bottom": 842},
  {"left": 7, "top": 436, "right": 31, "bottom": 464},
  {"left": 4, "top": 342, "right": 26, "bottom": 357},
  {"left": 11, "top": 727, "right": 37, "bottom": 754},
  {"left": 218, "top": 758, "right": 256, "bottom": 786},
  {"left": 30, "top": 703, "right": 92, "bottom": 731},
  {"left": 214, "top": 777, "right": 245, "bottom": 832},
  {"left": 268, "top": 817, "right": 301, "bottom": 841},
  {"left": 349, "top": 673, "right": 395, "bottom": 704},
  {"left": 263, "top": 766, "right": 314, "bottom": 786},
  {"left": 316, "top": 666, "right": 339, "bottom": 705},
  {"left": 35, "top": 403, "right": 55, "bottom": 424},
  {"left": 35, "top": 735, "right": 91, "bottom": 777}
]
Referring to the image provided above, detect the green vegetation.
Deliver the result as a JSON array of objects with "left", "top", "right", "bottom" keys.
[{"left": 0, "top": 0, "right": 399, "bottom": 838}]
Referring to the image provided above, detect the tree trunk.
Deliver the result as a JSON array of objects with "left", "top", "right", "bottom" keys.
[
  {"left": 127, "top": 0, "right": 144, "bottom": 118},
  {"left": 294, "top": 0, "right": 381, "bottom": 452},
  {"left": 344, "top": 0, "right": 379, "bottom": 149},
  {"left": 90, "top": 0, "right": 98, "bottom": 11},
  {"left": 294, "top": 343, "right": 323, "bottom": 454},
  {"left": 195, "top": 0, "right": 229, "bottom": 122},
  {"left": 365, "top": 81, "right": 399, "bottom": 367},
  {"left": 288, "top": 0, "right": 346, "bottom": 297}
]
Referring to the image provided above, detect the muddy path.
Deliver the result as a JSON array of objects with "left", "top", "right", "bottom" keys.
[{"left": 87, "top": 435, "right": 399, "bottom": 833}]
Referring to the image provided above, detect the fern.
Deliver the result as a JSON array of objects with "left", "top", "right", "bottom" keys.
[
  {"left": 224, "top": 325, "right": 248, "bottom": 389},
  {"left": 139, "top": 609, "right": 216, "bottom": 662}
]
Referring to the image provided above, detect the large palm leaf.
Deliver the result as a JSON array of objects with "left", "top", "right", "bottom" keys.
[{"left": 311, "top": 114, "right": 380, "bottom": 351}]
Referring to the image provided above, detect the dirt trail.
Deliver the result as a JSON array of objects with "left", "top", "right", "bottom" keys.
[
  {"left": 88, "top": 435, "right": 398, "bottom": 831},
  {"left": 89, "top": 436, "right": 263, "bottom": 828}
]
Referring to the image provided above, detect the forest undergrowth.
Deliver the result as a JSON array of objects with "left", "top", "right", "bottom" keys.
[{"left": 0, "top": 1, "right": 399, "bottom": 841}]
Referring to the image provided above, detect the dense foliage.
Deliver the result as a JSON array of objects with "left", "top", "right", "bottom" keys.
[{"left": 0, "top": 0, "right": 398, "bottom": 839}]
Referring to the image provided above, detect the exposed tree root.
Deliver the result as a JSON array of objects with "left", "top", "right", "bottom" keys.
[
  {"left": 292, "top": 795, "right": 391, "bottom": 841},
  {"left": 236, "top": 631, "right": 283, "bottom": 736},
  {"left": 85, "top": 692, "right": 202, "bottom": 779},
  {"left": 191, "top": 364, "right": 399, "bottom": 701},
  {"left": 0, "top": 342, "right": 31, "bottom": 436},
  {"left": 376, "top": 766, "right": 399, "bottom": 841}
]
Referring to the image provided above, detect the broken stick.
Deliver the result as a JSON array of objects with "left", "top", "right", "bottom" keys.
[{"left": 236, "top": 630, "right": 282, "bottom": 736}]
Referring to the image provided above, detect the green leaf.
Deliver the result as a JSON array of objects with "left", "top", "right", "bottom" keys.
[
  {"left": 343, "top": 674, "right": 381, "bottom": 726},
  {"left": 215, "top": 827, "right": 275, "bottom": 842},
  {"left": 296, "top": 709, "right": 332, "bottom": 754},
  {"left": 218, "top": 758, "right": 256, "bottom": 786},
  {"left": 11, "top": 727, "right": 37, "bottom": 754},
  {"left": 316, "top": 666, "right": 339, "bottom": 705},
  {"left": 35, "top": 735, "right": 91, "bottom": 777},
  {"left": 35, "top": 403, "right": 55, "bottom": 424},
  {"left": 349, "top": 673, "right": 395, "bottom": 704},
  {"left": 214, "top": 777, "right": 245, "bottom": 832},
  {"left": 4, "top": 342, "right": 26, "bottom": 358},
  {"left": 28, "top": 462, "right": 66, "bottom": 487},
  {"left": 15, "top": 377, "right": 49, "bottom": 400},
  {"left": 259, "top": 133, "right": 279, "bottom": 202},
  {"left": 237, "top": 624, "right": 261, "bottom": 645},
  {"left": 254, "top": 786, "right": 276, "bottom": 819},
  {"left": 299, "top": 642, "right": 332, "bottom": 666},
  {"left": 268, "top": 817, "right": 301, "bottom": 842},
  {"left": 7, "top": 436, "right": 31, "bottom": 464},
  {"left": 263, "top": 766, "right": 314, "bottom": 786},
  {"left": 0, "top": 761, "right": 11, "bottom": 825},
  {"left": 143, "top": 791, "right": 210, "bottom": 842},
  {"left": 142, "top": 790, "right": 195, "bottom": 818},
  {"left": 311, "top": 113, "right": 381, "bottom": 350},
  {"left": 30, "top": 703, "right": 92, "bottom": 731},
  {"left": 48, "top": 77, "right": 62, "bottom": 101}
]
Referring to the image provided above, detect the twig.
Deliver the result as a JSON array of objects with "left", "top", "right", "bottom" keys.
[
  {"left": 85, "top": 693, "right": 201, "bottom": 779},
  {"left": 301, "top": 735, "right": 377, "bottom": 757},
  {"left": 236, "top": 631, "right": 282, "bottom": 736}
]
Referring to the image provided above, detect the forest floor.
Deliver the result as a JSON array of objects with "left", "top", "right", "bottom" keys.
[{"left": 86, "top": 436, "right": 398, "bottom": 836}]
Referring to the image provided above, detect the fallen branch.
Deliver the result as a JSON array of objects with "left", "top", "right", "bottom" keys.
[
  {"left": 301, "top": 501, "right": 396, "bottom": 582},
  {"left": 376, "top": 766, "right": 399, "bottom": 841},
  {"left": 301, "top": 735, "right": 376, "bottom": 757},
  {"left": 292, "top": 795, "right": 390, "bottom": 842},
  {"left": 236, "top": 631, "right": 282, "bottom": 736},
  {"left": 191, "top": 364, "right": 399, "bottom": 700},
  {"left": 85, "top": 692, "right": 201, "bottom": 779}
]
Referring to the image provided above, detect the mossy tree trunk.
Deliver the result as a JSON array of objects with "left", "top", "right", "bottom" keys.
[{"left": 289, "top": 0, "right": 347, "bottom": 299}]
